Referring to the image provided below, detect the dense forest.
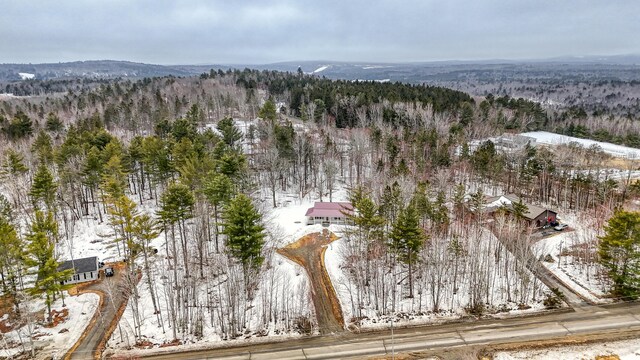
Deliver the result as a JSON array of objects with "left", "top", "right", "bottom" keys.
[{"left": 0, "top": 69, "right": 637, "bottom": 357}]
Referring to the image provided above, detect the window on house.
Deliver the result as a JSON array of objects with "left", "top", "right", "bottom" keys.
[{"left": 84, "top": 273, "right": 87, "bottom": 280}]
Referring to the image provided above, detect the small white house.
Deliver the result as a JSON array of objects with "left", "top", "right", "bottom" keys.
[{"left": 59, "top": 256, "right": 100, "bottom": 285}]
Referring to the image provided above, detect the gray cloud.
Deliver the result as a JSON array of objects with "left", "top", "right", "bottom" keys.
[{"left": 1, "top": 0, "right": 639, "bottom": 64}]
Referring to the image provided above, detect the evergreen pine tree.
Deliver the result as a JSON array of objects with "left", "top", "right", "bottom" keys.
[
  {"left": 30, "top": 163, "right": 58, "bottom": 213},
  {"left": 0, "top": 213, "right": 23, "bottom": 298},
  {"left": 258, "top": 100, "right": 277, "bottom": 122},
  {"left": 25, "top": 211, "right": 72, "bottom": 324},
  {"left": 105, "top": 195, "right": 140, "bottom": 262},
  {"left": 132, "top": 213, "right": 162, "bottom": 315},
  {"left": 217, "top": 117, "right": 243, "bottom": 149},
  {"left": 345, "top": 187, "right": 385, "bottom": 287},
  {"left": 1, "top": 149, "right": 28, "bottom": 177},
  {"left": 204, "top": 173, "right": 235, "bottom": 252},
  {"left": 389, "top": 204, "right": 425, "bottom": 298},
  {"left": 598, "top": 210, "right": 640, "bottom": 299},
  {"left": 158, "top": 182, "right": 195, "bottom": 277},
  {"left": 511, "top": 196, "right": 529, "bottom": 224},
  {"left": 32, "top": 130, "right": 54, "bottom": 165},
  {"left": 222, "top": 194, "right": 265, "bottom": 290}
]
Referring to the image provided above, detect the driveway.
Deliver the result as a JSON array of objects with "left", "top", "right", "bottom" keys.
[
  {"left": 489, "top": 225, "right": 590, "bottom": 308},
  {"left": 66, "top": 263, "right": 130, "bottom": 360},
  {"left": 277, "top": 229, "right": 345, "bottom": 335}
]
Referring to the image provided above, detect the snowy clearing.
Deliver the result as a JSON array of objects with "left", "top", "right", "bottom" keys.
[
  {"left": 521, "top": 131, "right": 640, "bottom": 159},
  {"left": 18, "top": 72, "right": 35, "bottom": 80},
  {"left": 312, "top": 65, "right": 329, "bottom": 74},
  {"left": 362, "top": 65, "right": 393, "bottom": 70},
  {"left": 494, "top": 338, "right": 640, "bottom": 359}
]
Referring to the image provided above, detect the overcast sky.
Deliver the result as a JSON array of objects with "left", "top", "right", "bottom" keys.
[{"left": 1, "top": 0, "right": 639, "bottom": 65}]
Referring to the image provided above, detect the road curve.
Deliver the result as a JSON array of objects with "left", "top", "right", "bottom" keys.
[
  {"left": 67, "top": 264, "right": 129, "bottom": 360},
  {"left": 111, "top": 302, "right": 640, "bottom": 360}
]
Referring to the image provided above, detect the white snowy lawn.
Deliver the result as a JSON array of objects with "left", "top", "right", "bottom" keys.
[{"left": 1, "top": 292, "right": 99, "bottom": 359}]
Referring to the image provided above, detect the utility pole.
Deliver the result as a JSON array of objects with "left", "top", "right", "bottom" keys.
[{"left": 391, "top": 310, "right": 395, "bottom": 359}]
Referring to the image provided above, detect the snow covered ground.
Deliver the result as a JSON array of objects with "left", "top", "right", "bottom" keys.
[
  {"left": 1, "top": 292, "right": 99, "bottom": 359},
  {"left": 521, "top": 131, "right": 640, "bottom": 159},
  {"left": 57, "top": 200, "right": 165, "bottom": 264},
  {"left": 18, "top": 72, "right": 35, "bottom": 80},
  {"left": 108, "top": 187, "right": 352, "bottom": 351},
  {"left": 326, "top": 226, "right": 549, "bottom": 331},
  {"left": 312, "top": 65, "right": 329, "bottom": 74},
  {"left": 533, "top": 212, "right": 612, "bottom": 304},
  {"left": 494, "top": 338, "right": 640, "bottom": 359}
]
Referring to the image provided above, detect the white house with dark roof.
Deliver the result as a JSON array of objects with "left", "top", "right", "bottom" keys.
[
  {"left": 59, "top": 256, "right": 100, "bottom": 285},
  {"left": 305, "top": 202, "right": 353, "bottom": 225}
]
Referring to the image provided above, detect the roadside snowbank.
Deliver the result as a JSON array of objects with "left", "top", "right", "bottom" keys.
[{"left": 494, "top": 338, "right": 640, "bottom": 359}]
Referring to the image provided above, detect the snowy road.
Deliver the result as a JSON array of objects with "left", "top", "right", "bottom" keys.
[{"left": 121, "top": 302, "right": 640, "bottom": 359}]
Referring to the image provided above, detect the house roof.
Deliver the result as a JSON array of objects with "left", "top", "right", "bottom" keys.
[
  {"left": 58, "top": 256, "right": 98, "bottom": 274},
  {"left": 483, "top": 194, "right": 556, "bottom": 221},
  {"left": 305, "top": 202, "right": 353, "bottom": 218}
]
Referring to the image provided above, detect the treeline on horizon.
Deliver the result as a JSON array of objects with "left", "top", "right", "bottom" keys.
[{"left": 1, "top": 67, "right": 639, "bottom": 148}]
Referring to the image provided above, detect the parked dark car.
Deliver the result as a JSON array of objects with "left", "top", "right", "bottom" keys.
[{"left": 105, "top": 267, "right": 115, "bottom": 277}]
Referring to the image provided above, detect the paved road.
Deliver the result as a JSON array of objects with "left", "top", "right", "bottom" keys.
[
  {"left": 119, "top": 302, "right": 640, "bottom": 360},
  {"left": 68, "top": 264, "right": 129, "bottom": 360},
  {"left": 277, "top": 230, "right": 344, "bottom": 335}
]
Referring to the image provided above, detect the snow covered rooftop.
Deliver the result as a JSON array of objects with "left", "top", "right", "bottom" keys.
[
  {"left": 484, "top": 194, "right": 555, "bottom": 221},
  {"left": 521, "top": 131, "right": 640, "bottom": 159}
]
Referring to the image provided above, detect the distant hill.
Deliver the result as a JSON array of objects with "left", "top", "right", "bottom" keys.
[
  {"left": 0, "top": 60, "right": 225, "bottom": 81},
  {"left": 1, "top": 55, "right": 640, "bottom": 83}
]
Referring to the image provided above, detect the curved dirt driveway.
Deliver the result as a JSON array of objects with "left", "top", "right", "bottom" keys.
[
  {"left": 65, "top": 263, "right": 130, "bottom": 360},
  {"left": 277, "top": 229, "right": 344, "bottom": 334}
]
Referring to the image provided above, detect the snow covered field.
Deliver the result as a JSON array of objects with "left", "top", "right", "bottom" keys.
[
  {"left": 521, "top": 131, "right": 640, "bottom": 159},
  {"left": 18, "top": 72, "right": 35, "bottom": 80},
  {"left": 494, "top": 338, "right": 640, "bottom": 359},
  {"left": 312, "top": 65, "right": 329, "bottom": 74},
  {"left": 1, "top": 292, "right": 99, "bottom": 359}
]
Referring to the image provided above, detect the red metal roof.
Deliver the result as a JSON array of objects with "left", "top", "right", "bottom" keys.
[{"left": 305, "top": 202, "right": 353, "bottom": 217}]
